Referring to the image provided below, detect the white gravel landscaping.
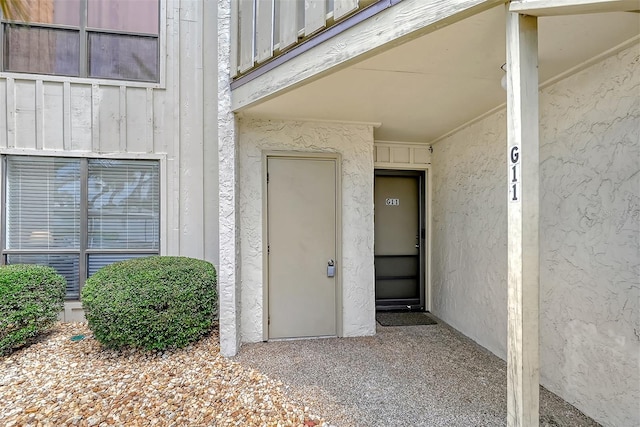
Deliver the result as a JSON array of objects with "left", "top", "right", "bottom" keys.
[{"left": 0, "top": 323, "right": 327, "bottom": 427}]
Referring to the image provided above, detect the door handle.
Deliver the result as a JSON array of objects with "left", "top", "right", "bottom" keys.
[{"left": 327, "top": 259, "right": 335, "bottom": 277}]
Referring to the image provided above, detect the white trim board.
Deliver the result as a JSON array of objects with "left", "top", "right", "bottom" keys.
[{"left": 509, "top": 0, "right": 640, "bottom": 16}]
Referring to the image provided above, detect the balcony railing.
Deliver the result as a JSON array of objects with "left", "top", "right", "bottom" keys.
[{"left": 231, "top": 0, "right": 378, "bottom": 79}]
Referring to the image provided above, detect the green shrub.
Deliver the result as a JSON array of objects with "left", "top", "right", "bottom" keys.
[
  {"left": 81, "top": 256, "right": 217, "bottom": 351},
  {"left": 0, "top": 265, "right": 66, "bottom": 356}
]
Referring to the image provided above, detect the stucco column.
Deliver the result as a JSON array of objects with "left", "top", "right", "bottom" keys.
[
  {"left": 505, "top": 8, "right": 540, "bottom": 427},
  {"left": 218, "top": 0, "right": 241, "bottom": 357}
]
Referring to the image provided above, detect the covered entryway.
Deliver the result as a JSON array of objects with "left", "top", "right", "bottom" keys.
[
  {"left": 221, "top": 1, "right": 639, "bottom": 425},
  {"left": 266, "top": 154, "right": 341, "bottom": 339},
  {"left": 374, "top": 170, "right": 425, "bottom": 310}
]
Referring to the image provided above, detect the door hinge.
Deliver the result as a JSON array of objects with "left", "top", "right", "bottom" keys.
[
  {"left": 268, "top": 316, "right": 270, "bottom": 325},
  {"left": 267, "top": 244, "right": 270, "bottom": 254},
  {"left": 266, "top": 172, "right": 269, "bottom": 183}
]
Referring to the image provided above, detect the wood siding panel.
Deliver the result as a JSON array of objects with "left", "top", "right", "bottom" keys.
[
  {"left": 91, "top": 84, "right": 100, "bottom": 152},
  {"left": 126, "top": 87, "right": 152, "bottom": 153},
  {"left": 230, "top": 0, "right": 239, "bottom": 77},
  {"left": 6, "top": 78, "right": 15, "bottom": 148},
  {"left": 70, "top": 84, "right": 92, "bottom": 151},
  {"left": 255, "top": 0, "right": 273, "bottom": 63},
  {"left": 374, "top": 142, "right": 432, "bottom": 169},
  {"left": 35, "top": 81, "right": 43, "bottom": 149},
  {"left": 14, "top": 80, "right": 36, "bottom": 149},
  {"left": 97, "top": 86, "right": 121, "bottom": 153},
  {"left": 391, "top": 146, "right": 410, "bottom": 163},
  {"left": 202, "top": 0, "right": 219, "bottom": 266},
  {"left": 414, "top": 147, "right": 430, "bottom": 165},
  {"left": 152, "top": 83, "right": 169, "bottom": 156},
  {"left": 279, "top": 0, "right": 298, "bottom": 50},
  {"left": 178, "top": 3, "right": 204, "bottom": 257},
  {"left": 304, "top": 0, "right": 326, "bottom": 36},
  {"left": 375, "top": 145, "right": 390, "bottom": 163},
  {"left": 334, "top": 0, "right": 359, "bottom": 20},
  {"left": 0, "top": 80, "right": 7, "bottom": 149},
  {"left": 239, "top": 0, "right": 255, "bottom": 73},
  {"left": 62, "top": 82, "right": 71, "bottom": 150},
  {"left": 42, "top": 82, "right": 64, "bottom": 151}
]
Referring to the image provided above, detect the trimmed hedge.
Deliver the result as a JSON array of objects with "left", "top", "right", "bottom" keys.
[
  {"left": 0, "top": 265, "right": 66, "bottom": 356},
  {"left": 81, "top": 256, "right": 217, "bottom": 351}
]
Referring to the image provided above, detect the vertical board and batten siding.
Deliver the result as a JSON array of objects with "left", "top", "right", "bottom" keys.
[
  {"left": 0, "top": 80, "right": 156, "bottom": 154},
  {"left": 0, "top": 0, "right": 219, "bottom": 273}
]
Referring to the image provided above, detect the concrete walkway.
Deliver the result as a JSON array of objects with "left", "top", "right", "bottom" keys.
[{"left": 234, "top": 319, "right": 599, "bottom": 427}]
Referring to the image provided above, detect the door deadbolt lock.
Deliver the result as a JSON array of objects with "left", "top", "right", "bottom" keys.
[{"left": 327, "top": 259, "right": 335, "bottom": 277}]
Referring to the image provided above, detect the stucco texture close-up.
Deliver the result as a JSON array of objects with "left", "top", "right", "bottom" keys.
[
  {"left": 430, "top": 44, "right": 639, "bottom": 426},
  {"left": 238, "top": 119, "right": 376, "bottom": 344}
]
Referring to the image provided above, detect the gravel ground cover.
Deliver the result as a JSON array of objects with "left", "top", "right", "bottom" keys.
[
  {"left": 0, "top": 323, "right": 327, "bottom": 427},
  {"left": 236, "top": 322, "right": 601, "bottom": 427}
]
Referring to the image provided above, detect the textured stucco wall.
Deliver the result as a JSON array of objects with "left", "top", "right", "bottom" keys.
[
  {"left": 217, "top": 0, "right": 241, "bottom": 357},
  {"left": 431, "top": 109, "right": 509, "bottom": 359},
  {"left": 431, "top": 45, "right": 639, "bottom": 427},
  {"left": 238, "top": 119, "right": 376, "bottom": 343},
  {"left": 538, "top": 46, "right": 639, "bottom": 427}
]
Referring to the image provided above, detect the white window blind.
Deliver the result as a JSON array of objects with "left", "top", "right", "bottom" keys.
[
  {"left": 88, "top": 159, "right": 159, "bottom": 250},
  {"left": 6, "top": 156, "right": 80, "bottom": 250}
]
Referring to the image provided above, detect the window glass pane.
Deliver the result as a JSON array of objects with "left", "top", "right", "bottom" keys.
[
  {"left": 88, "top": 33, "right": 158, "bottom": 82},
  {"left": 88, "top": 159, "right": 159, "bottom": 250},
  {"left": 88, "top": 0, "right": 158, "bottom": 34},
  {"left": 4, "top": 25, "right": 80, "bottom": 76},
  {"left": 6, "top": 157, "right": 81, "bottom": 250},
  {"left": 10, "top": 0, "right": 81, "bottom": 26},
  {"left": 7, "top": 254, "right": 80, "bottom": 299},
  {"left": 88, "top": 253, "right": 153, "bottom": 276}
]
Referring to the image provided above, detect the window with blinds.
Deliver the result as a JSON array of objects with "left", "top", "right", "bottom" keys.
[{"left": 2, "top": 156, "right": 160, "bottom": 299}]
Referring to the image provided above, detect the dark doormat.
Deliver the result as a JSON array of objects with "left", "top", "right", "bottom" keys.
[{"left": 376, "top": 311, "right": 438, "bottom": 327}]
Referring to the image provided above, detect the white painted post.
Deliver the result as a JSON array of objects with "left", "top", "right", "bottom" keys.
[{"left": 506, "top": 7, "right": 540, "bottom": 427}]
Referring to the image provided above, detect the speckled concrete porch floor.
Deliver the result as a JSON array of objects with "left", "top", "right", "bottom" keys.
[{"left": 234, "top": 319, "right": 599, "bottom": 427}]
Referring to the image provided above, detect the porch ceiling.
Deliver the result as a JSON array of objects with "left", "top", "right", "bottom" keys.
[{"left": 238, "top": 6, "right": 639, "bottom": 142}]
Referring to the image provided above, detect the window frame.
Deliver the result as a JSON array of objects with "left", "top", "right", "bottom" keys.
[
  {"left": 0, "top": 153, "right": 162, "bottom": 300},
  {"left": 0, "top": 0, "right": 166, "bottom": 88}
]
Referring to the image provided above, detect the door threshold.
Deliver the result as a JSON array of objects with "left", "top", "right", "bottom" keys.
[
  {"left": 376, "top": 304, "right": 425, "bottom": 312},
  {"left": 268, "top": 335, "right": 337, "bottom": 342}
]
